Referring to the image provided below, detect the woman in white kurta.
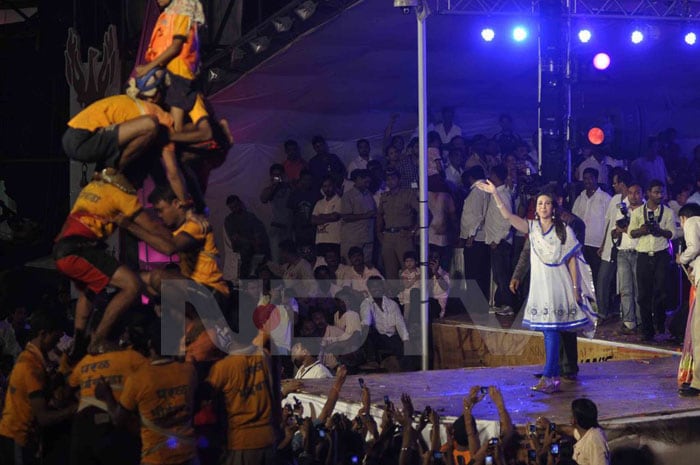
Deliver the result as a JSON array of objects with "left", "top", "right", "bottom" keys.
[{"left": 477, "top": 182, "right": 597, "bottom": 393}]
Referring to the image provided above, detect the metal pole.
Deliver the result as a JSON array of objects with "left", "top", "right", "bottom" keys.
[
  {"left": 536, "top": 25, "right": 543, "bottom": 174},
  {"left": 565, "top": 0, "right": 573, "bottom": 183},
  {"left": 416, "top": 2, "right": 430, "bottom": 372}
]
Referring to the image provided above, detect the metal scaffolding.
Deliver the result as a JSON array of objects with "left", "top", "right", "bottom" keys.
[{"left": 435, "top": 0, "right": 700, "bottom": 21}]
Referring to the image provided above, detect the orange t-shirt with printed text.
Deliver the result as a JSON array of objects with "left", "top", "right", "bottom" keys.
[
  {"left": 68, "top": 349, "right": 147, "bottom": 410},
  {"left": 206, "top": 346, "right": 275, "bottom": 450},
  {"left": 119, "top": 359, "right": 197, "bottom": 465},
  {"left": 58, "top": 180, "right": 143, "bottom": 241},
  {"left": 0, "top": 344, "right": 46, "bottom": 447},
  {"left": 174, "top": 219, "right": 228, "bottom": 295}
]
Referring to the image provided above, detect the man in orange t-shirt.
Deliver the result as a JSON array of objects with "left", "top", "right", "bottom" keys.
[
  {"left": 203, "top": 333, "right": 281, "bottom": 465},
  {"left": 123, "top": 185, "right": 232, "bottom": 360},
  {"left": 53, "top": 174, "right": 177, "bottom": 357},
  {"left": 62, "top": 69, "right": 172, "bottom": 171},
  {"left": 67, "top": 329, "right": 147, "bottom": 465},
  {"left": 0, "top": 312, "right": 76, "bottom": 465},
  {"left": 96, "top": 320, "right": 198, "bottom": 465}
]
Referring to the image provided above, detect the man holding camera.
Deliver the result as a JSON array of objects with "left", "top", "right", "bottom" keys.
[
  {"left": 629, "top": 180, "right": 679, "bottom": 342},
  {"left": 612, "top": 183, "right": 644, "bottom": 333}
]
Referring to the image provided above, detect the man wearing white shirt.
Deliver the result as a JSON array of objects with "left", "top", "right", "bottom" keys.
[
  {"left": 575, "top": 146, "right": 623, "bottom": 188},
  {"left": 291, "top": 342, "right": 333, "bottom": 379},
  {"left": 612, "top": 183, "right": 643, "bottom": 332},
  {"left": 360, "top": 277, "right": 409, "bottom": 362},
  {"left": 311, "top": 176, "right": 342, "bottom": 258},
  {"left": 460, "top": 166, "right": 490, "bottom": 300},
  {"left": 629, "top": 179, "right": 679, "bottom": 341},
  {"left": 346, "top": 139, "right": 372, "bottom": 177},
  {"left": 445, "top": 148, "right": 464, "bottom": 187},
  {"left": 484, "top": 165, "right": 515, "bottom": 313},
  {"left": 336, "top": 247, "right": 384, "bottom": 295},
  {"left": 435, "top": 107, "right": 462, "bottom": 146},
  {"left": 321, "top": 290, "right": 365, "bottom": 365},
  {"left": 572, "top": 168, "right": 612, "bottom": 283},
  {"left": 596, "top": 169, "right": 631, "bottom": 319}
]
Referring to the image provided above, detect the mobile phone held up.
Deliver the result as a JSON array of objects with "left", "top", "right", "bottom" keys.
[{"left": 358, "top": 378, "right": 365, "bottom": 389}]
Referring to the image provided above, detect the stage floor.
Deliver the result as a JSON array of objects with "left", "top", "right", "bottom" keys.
[{"left": 293, "top": 356, "right": 697, "bottom": 429}]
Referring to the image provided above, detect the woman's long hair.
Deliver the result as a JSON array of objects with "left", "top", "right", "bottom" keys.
[{"left": 536, "top": 190, "right": 567, "bottom": 244}]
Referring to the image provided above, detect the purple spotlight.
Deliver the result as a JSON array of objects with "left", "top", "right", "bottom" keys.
[{"left": 593, "top": 52, "right": 610, "bottom": 70}]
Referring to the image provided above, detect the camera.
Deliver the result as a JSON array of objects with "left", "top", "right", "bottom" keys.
[
  {"left": 489, "top": 437, "right": 499, "bottom": 446},
  {"left": 485, "top": 456, "right": 494, "bottom": 465},
  {"left": 645, "top": 209, "right": 661, "bottom": 235},
  {"left": 528, "top": 449, "right": 537, "bottom": 461},
  {"left": 528, "top": 424, "right": 537, "bottom": 435},
  {"left": 358, "top": 378, "right": 365, "bottom": 389},
  {"left": 550, "top": 442, "right": 559, "bottom": 456},
  {"left": 549, "top": 422, "right": 556, "bottom": 432},
  {"left": 550, "top": 442, "right": 559, "bottom": 455},
  {"left": 616, "top": 202, "right": 630, "bottom": 229},
  {"left": 480, "top": 386, "right": 489, "bottom": 394}
]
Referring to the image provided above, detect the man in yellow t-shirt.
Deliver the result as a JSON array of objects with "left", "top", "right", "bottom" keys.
[
  {"left": 203, "top": 333, "right": 280, "bottom": 464},
  {"left": 67, "top": 326, "right": 147, "bottom": 465},
  {"left": 53, "top": 174, "right": 177, "bottom": 357},
  {"left": 62, "top": 69, "right": 173, "bottom": 171},
  {"left": 95, "top": 320, "right": 198, "bottom": 465},
  {"left": 0, "top": 312, "right": 76, "bottom": 465}
]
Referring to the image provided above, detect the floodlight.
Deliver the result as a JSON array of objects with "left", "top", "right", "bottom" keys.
[
  {"left": 513, "top": 26, "right": 528, "bottom": 42},
  {"left": 631, "top": 30, "right": 644, "bottom": 44},
  {"left": 295, "top": 1, "right": 317, "bottom": 21},
  {"left": 273, "top": 16, "right": 293, "bottom": 33},
  {"left": 592, "top": 53, "right": 610, "bottom": 70},
  {"left": 578, "top": 29, "right": 591, "bottom": 43},
  {"left": 481, "top": 28, "right": 495, "bottom": 42},
  {"left": 249, "top": 36, "right": 270, "bottom": 54}
]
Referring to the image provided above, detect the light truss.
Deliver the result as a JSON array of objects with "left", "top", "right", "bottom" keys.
[{"left": 435, "top": 0, "right": 700, "bottom": 21}]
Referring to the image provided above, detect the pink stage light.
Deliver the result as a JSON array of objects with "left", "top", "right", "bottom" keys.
[{"left": 592, "top": 53, "right": 610, "bottom": 70}]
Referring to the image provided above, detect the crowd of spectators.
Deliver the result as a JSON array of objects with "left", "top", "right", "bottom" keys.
[{"left": 0, "top": 110, "right": 691, "bottom": 465}]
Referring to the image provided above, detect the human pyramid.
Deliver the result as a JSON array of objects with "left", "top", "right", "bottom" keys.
[{"left": 55, "top": 0, "right": 231, "bottom": 359}]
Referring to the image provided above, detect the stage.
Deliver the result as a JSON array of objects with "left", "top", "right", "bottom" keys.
[
  {"left": 292, "top": 357, "right": 700, "bottom": 464},
  {"left": 431, "top": 312, "right": 679, "bottom": 369}
]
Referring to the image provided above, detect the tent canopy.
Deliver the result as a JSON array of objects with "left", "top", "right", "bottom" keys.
[{"left": 209, "top": 0, "right": 700, "bottom": 146}]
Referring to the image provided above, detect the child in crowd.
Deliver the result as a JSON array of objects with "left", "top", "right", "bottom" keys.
[{"left": 397, "top": 251, "right": 420, "bottom": 309}]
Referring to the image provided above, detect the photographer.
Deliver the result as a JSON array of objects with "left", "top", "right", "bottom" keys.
[
  {"left": 629, "top": 180, "right": 679, "bottom": 342},
  {"left": 612, "top": 183, "right": 644, "bottom": 333},
  {"left": 260, "top": 164, "right": 292, "bottom": 263}
]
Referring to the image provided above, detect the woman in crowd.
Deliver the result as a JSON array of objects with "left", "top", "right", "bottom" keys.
[{"left": 476, "top": 182, "right": 597, "bottom": 393}]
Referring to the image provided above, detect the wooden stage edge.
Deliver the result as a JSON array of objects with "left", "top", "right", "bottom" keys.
[{"left": 431, "top": 316, "right": 678, "bottom": 369}]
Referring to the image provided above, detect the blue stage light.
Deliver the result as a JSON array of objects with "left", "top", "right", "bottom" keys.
[
  {"left": 685, "top": 32, "right": 697, "bottom": 45},
  {"left": 481, "top": 28, "right": 495, "bottom": 42},
  {"left": 513, "top": 26, "right": 528, "bottom": 42},
  {"left": 631, "top": 30, "right": 644, "bottom": 44},
  {"left": 578, "top": 29, "right": 592, "bottom": 43}
]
